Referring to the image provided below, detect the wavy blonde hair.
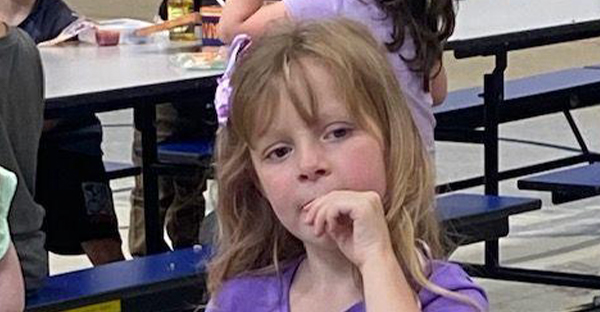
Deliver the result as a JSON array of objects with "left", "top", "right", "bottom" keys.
[{"left": 208, "top": 18, "right": 481, "bottom": 310}]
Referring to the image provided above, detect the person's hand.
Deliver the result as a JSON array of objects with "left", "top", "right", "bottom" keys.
[
  {"left": 302, "top": 190, "right": 394, "bottom": 269},
  {"left": 0, "top": 166, "right": 17, "bottom": 259}
]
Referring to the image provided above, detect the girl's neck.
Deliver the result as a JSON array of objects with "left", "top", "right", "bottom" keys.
[
  {"left": 299, "top": 245, "right": 357, "bottom": 288},
  {"left": 0, "top": 0, "right": 36, "bottom": 26},
  {"left": 290, "top": 245, "right": 363, "bottom": 311}
]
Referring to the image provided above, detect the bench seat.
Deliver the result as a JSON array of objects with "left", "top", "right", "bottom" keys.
[
  {"left": 25, "top": 193, "right": 540, "bottom": 311},
  {"left": 157, "top": 139, "right": 214, "bottom": 165},
  {"left": 104, "top": 140, "right": 214, "bottom": 180},
  {"left": 26, "top": 247, "right": 211, "bottom": 312},
  {"left": 437, "top": 193, "right": 542, "bottom": 245},
  {"left": 434, "top": 67, "right": 600, "bottom": 132},
  {"left": 154, "top": 139, "right": 214, "bottom": 177},
  {"left": 518, "top": 163, "right": 600, "bottom": 204},
  {"left": 103, "top": 161, "right": 141, "bottom": 180}
]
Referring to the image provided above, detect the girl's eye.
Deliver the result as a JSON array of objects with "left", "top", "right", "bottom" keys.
[
  {"left": 325, "top": 126, "right": 353, "bottom": 140},
  {"left": 332, "top": 128, "right": 348, "bottom": 138},
  {"left": 266, "top": 146, "right": 292, "bottom": 160}
]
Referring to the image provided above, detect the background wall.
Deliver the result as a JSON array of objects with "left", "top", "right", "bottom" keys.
[{"left": 63, "top": 0, "right": 163, "bottom": 21}]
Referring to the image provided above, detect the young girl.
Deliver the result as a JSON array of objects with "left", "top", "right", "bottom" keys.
[
  {"left": 217, "top": 0, "right": 454, "bottom": 155},
  {"left": 206, "top": 19, "right": 487, "bottom": 311}
]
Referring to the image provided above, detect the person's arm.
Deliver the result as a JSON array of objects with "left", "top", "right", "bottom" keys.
[
  {"left": 430, "top": 61, "right": 447, "bottom": 106},
  {"left": 217, "top": 0, "right": 287, "bottom": 43},
  {"left": 360, "top": 250, "right": 420, "bottom": 312},
  {"left": 304, "top": 191, "right": 420, "bottom": 312},
  {"left": 0, "top": 243, "right": 25, "bottom": 312}
]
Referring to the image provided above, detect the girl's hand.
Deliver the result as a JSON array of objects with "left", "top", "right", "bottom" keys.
[{"left": 302, "top": 190, "right": 394, "bottom": 269}]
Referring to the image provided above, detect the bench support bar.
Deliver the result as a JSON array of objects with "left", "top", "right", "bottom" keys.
[{"left": 461, "top": 263, "right": 600, "bottom": 289}]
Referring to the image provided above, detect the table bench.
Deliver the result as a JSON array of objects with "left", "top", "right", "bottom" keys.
[
  {"left": 435, "top": 65, "right": 600, "bottom": 288},
  {"left": 435, "top": 66, "right": 600, "bottom": 193},
  {"left": 435, "top": 67, "right": 600, "bottom": 131},
  {"left": 26, "top": 246, "right": 212, "bottom": 312},
  {"left": 437, "top": 193, "right": 541, "bottom": 246},
  {"left": 518, "top": 163, "right": 600, "bottom": 204},
  {"left": 25, "top": 191, "right": 539, "bottom": 312},
  {"left": 103, "top": 139, "right": 214, "bottom": 181}
]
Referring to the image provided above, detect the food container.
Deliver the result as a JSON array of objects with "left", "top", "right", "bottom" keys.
[
  {"left": 169, "top": 48, "right": 227, "bottom": 70},
  {"left": 79, "top": 19, "right": 156, "bottom": 46}
]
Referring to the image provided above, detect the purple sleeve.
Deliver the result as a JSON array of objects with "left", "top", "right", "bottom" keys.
[
  {"left": 283, "top": 0, "right": 342, "bottom": 21},
  {"left": 204, "top": 278, "right": 253, "bottom": 312},
  {"left": 420, "top": 261, "right": 489, "bottom": 312},
  {"left": 204, "top": 286, "right": 235, "bottom": 312},
  {"left": 204, "top": 274, "right": 285, "bottom": 312}
]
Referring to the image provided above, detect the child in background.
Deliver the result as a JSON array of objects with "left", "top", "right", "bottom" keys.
[
  {"left": 217, "top": 0, "right": 454, "bottom": 155},
  {"left": 0, "top": 166, "right": 25, "bottom": 312},
  {"left": 0, "top": 17, "right": 46, "bottom": 292},
  {"left": 206, "top": 19, "right": 487, "bottom": 311},
  {"left": 128, "top": 0, "right": 219, "bottom": 256}
]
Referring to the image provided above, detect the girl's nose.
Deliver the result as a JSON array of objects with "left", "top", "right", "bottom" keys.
[{"left": 297, "top": 144, "right": 331, "bottom": 182}]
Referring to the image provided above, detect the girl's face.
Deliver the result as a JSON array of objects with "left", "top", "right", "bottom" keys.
[{"left": 249, "top": 62, "right": 387, "bottom": 249}]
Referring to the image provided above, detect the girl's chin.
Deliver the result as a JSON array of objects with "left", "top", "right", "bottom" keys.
[{"left": 300, "top": 231, "right": 337, "bottom": 249}]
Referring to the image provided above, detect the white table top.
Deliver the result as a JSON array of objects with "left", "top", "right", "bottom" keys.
[
  {"left": 41, "top": 41, "right": 222, "bottom": 101},
  {"left": 451, "top": 0, "right": 600, "bottom": 41},
  {"left": 42, "top": 1, "right": 600, "bottom": 101}
]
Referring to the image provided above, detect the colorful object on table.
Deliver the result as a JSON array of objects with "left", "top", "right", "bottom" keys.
[
  {"left": 214, "top": 34, "right": 251, "bottom": 126},
  {"left": 135, "top": 13, "right": 199, "bottom": 37},
  {"left": 167, "top": 0, "right": 196, "bottom": 41},
  {"left": 0, "top": 166, "right": 17, "bottom": 259},
  {"left": 201, "top": 6, "right": 223, "bottom": 47}
]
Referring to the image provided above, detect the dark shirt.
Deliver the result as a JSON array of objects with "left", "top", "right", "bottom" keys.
[
  {"left": 0, "top": 26, "right": 47, "bottom": 291},
  {"left": 18, "top": 0, "right": 77, "bottom": 43},
  {"left": 19, "top": 0, "right": 103, "bottom": 156}
]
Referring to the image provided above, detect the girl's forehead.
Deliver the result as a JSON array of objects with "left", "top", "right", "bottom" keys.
[
  {"left": 248, "top": 92, "right": 336, "bottom": 141},
  {"left": 278, "top": 93, "right": 351, "bottom": 125},
  {"left": 241, "top": 57, "right": 379, "bottom": 144}
]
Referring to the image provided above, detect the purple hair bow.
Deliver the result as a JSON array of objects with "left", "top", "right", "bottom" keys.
[{"left": 214, "top": 34, "right": 252, "bottom": 126}]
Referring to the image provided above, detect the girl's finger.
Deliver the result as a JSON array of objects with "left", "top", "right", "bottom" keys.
[
  {"left": 303, "top": 202, "right": 315, "bottom": 224},
  {"left": 313, "top": 202, "right": 329, "bottom": 236},
  {"left": 325, "top": 203, "right": 340, "bottom": 234},
  {"left": 302, "top": 197, "right": 323, "bottom": 224}
]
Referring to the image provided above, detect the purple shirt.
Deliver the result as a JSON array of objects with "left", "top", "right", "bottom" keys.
[
  {"left": 206, "top": 258, "right": 489, "bottom": 311},
  {"left": 282, "top": 0, "right": 437, "bottom": 153}
]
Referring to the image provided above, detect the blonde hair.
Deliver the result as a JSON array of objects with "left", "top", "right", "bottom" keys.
[{"left": 208, "top": 18, "right": 481, "bottom": 310}]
